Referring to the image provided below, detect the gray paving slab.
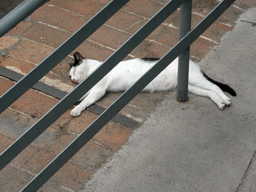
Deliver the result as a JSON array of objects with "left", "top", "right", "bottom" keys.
[{"left": 81, "top": 7, "right": 256, "bottom": 192}]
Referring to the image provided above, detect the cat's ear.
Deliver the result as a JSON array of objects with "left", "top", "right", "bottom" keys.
[
  {"left": 69, "top": 52, "right": 84, "bottom": 67},
  {"left": 74, "top": 52, "right": 83, "bottom": 63}
]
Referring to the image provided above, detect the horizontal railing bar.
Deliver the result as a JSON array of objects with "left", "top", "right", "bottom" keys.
[
  {"left": 22, "top": 0, "right": 235, "bottom": 190},
  {"left": 0, "top": 0, "right": 185, "bottom": 172},
  {"left": 0, "top": 0, "right": 130, "bottom": 114},
  {"left": 0, "top": 0, "right": 47, "bottom": 37}
]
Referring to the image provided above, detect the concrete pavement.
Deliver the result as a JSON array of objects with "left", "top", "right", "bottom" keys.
[{"left": 82, "top": 7, "right": 256, "bottom": 192}]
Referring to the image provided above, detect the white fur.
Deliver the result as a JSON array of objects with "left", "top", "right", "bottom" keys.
[{"left": 69, "top": 56, "right": 231, "bottom": 116}]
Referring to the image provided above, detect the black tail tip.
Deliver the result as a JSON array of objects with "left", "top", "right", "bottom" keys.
[
  {"left": 225, "top": 86, "right": 236, "bottom": 97},
  {"left": 230, "top": 89, "right": 237, "bottom": 97}
]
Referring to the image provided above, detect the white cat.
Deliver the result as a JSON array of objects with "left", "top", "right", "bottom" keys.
[{"left": 68, "top": 52, "right": 236, "bottom": 116}]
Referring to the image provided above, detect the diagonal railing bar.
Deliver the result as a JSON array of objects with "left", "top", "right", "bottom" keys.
[
  {"left": 0, "top": 0, "right": 48, "bottom": 37},
  {"left": 0, "top": 0, "right": 130, "bottom": 114},
  {"left": 0, "top": 0, "right": 185, "bottom": 171},
  {"left": 21, "top": 0, "right": 235, "bottom": 190}
]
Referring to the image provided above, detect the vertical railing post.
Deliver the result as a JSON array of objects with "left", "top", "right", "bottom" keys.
[{"left": 177, "top": 0, "right": 192, "bottom": 102}]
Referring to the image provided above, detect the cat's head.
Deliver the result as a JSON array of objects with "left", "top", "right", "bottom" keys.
[{"left": 68, "top": 52, "right": 89, "bottom": 83}]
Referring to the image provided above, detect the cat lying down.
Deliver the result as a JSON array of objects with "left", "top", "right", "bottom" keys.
[{"left": 68, "top": 52, "right": 236, "bottom": 117}]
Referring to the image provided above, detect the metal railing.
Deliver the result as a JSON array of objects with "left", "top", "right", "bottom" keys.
[{"left": 0, "top": 0, "right": 235, "bottom": 191}]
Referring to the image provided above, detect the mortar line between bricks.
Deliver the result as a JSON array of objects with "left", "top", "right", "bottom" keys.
[
  {"left": 45, "top": 4, "right": 73, "bottom": 14},
  {"left": 125, "top": 18, "right": 147, "bottom": 31},
  {"left": 190, "top": 11, "right": 233, "bottom": 28},
  {"left": 12, "top": 162, "right": 75, "bottom": 192},
  {"left": 86, "top": 39, "right": 136, "bottom": 58},
  {"left": 66, "top": 130, "right": 117, "bottom": 150},
  {"left": 22, "top": 37, "right": 55, "bottom": 50},
  {"left": 104, "top": 23, "right": 134, "bottom": 35},
  {"left": 231, "top": 4, "right": 244, "bottom": 11},
  {"left": 60, "top": 185, "right": 75, "bottom": 192},
  {"left": 28, "top": 20, "right": 136, "bottom": 58},
  {"left": 216, "top": 0, "right": 244, "bottom": 11},
  {"left": 6, "top": 107, "right": 35, "bottom": 120},
  {"left": 37, "top": 21, "right": 73, "bottom": 34},
  {"left": 9, "top": 55, "right": 37, "bottom": 65},
  {"left": 10, "top": 163, "right": 37, "bottom": 176},
  {"left": 7, "top": 55, "right": 63, "bottom": 78},
  {"left": 30, "top": 9, "right": 221, "bottom": 52},
  {"left": 86, "top": 39, "right": 116, "bottom": 51},
  {"left": 45, "top": 3, "right": 97, "bottom": 19},
  {"left": 199, "top": 35, "right": 219, "bottom": 44},
  {"left": 43, "top": 2, "right": 234, "bottom": 31}
]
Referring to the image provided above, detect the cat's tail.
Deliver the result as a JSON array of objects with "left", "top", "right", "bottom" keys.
[{"left": 202, "top": 71, "right": 237, "bottom": 97}]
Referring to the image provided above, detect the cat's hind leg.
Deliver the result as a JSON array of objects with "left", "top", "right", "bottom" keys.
[
  {"left": 188, "top": 85, "right": 226, "bottom": 110},
  {"left": 189, "top": 76, "right": 231, "bottom": 107}
]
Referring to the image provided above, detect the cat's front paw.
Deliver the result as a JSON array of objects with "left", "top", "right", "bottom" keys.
[{"left": 70, "top": 107, "right": 82, "bottom": 117}]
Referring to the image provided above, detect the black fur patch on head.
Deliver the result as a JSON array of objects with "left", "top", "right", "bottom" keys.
[
  {"left": 68, "top": 52, "right": 84, "bottom": 67},
  {"left": 141, "top": 57, "right": 160, "bottom": 62}
]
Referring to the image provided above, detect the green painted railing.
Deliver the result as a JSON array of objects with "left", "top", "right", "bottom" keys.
[{"left": 0, "top": 0, "right": 235, "bottom": 191}]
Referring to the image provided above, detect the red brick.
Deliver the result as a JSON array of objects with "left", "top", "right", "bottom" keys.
[
  {"left": 89, "top": 25, "right": 131, "bottom": 50},
  {"left": 124, "top": 0, "right": 163, "bottom": 18},
  {"left": 32, "top": 5, "right": 88, "bottom": 32},
  {"left": 95, "top": 47, "right": 115, "bottom": 61},
  {"left": 1, "top": 56, "right": 65, "bottom": 83},
  {"left": 135, "top": 41, "right": 170, "bottom": 58},
  {"left": 0, "top": 133, "right": 14, "bottom": 153},
  {"left": 192, "top": 0, "right": 218, "bottom": 17},
  {"left": 9, "top": 38, "right": 53, "bottom": 64},
  {"left": 37, "top": 180, "right": 64, "bottom": 192},
  {"left": 106, "top": 10, "right": 146, "bottom": 33},
  {"left": 66, "top": 110, "right": 98, "bottom": 134},
  {"left": 0, "top": 55, "right": 4, "bottom": 63},
  {"left": 22, "top": 22, "right": 71, "bottom": 48},
  {"left": 48, "top": 0, "right": 105, "bottom": 19},
  {"left": 9, "top": 21, "right": 33, "bottom": 36},
  {"left": 130, "top": 41, "right": 151, "bottom": 57},
  {"left": 154, "top": 26, "right": 216, "bottom": 60},
  {"left": 48, "top": 134, "right": 113, "bottom": 175},
  {"left": 48, "top": 134, "right": 77, "bottom": 154},
  {"left": 92, "top": 121, "right": 132, "bottom": 149},
  {"left": 0, "top": 56, "right": 35, "bottom": 73},
  {"left": 10, "top": 88, "right": 58, "bottom": 118},
  {"left": 154, "top": 26, "right": 179, "bottom": 48},
  {"left": 164, "top": 10, "right": 233, "bottom": 42},
  {"left": 72, "top": 141, "right": 113, "bottom": 170},
  {"left": 75, "top": 40, "right": 107, "bottom": 60},
  {"left": 66, "top": 109, "right": 132, "bottom": 149},
  {"left": 0, "top": 165, "right": 34, "bottom": 191},
  {"left": 11, "top": 146, "right": 39, "bottom": 168},
  {"left": 190, "top": 37, "right": 216, "bottom": 60},
  {"left": 0, "top": 36, "right": 20, "bottom": 50},
  {"left": 54, "top": 161, "right": 92, "bottom": 191},
  {"left": 49, "top": 56, "right": 76, "bottom": 85},
  {"left": 0, "top": 76, "right": 15, "bottom": 96},
  {"left": 54, "top": 109, "right": 73, "bottom": 128},
  {"left": 99, "top": 0, "right": 111, "bottom": 4},
  {"left": 24, "top": 150, "right": 56, "bottom": 174},
  {"left": 75, "top": 41, "right": 115, "bottom": 61},
  {"left": 191, "top": 14, "right": 233, "bottom": 42}
]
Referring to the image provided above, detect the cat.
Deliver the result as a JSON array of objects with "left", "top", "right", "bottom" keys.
[{"left": 68, "top": 52, "right": 236, "bottom": 117}]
